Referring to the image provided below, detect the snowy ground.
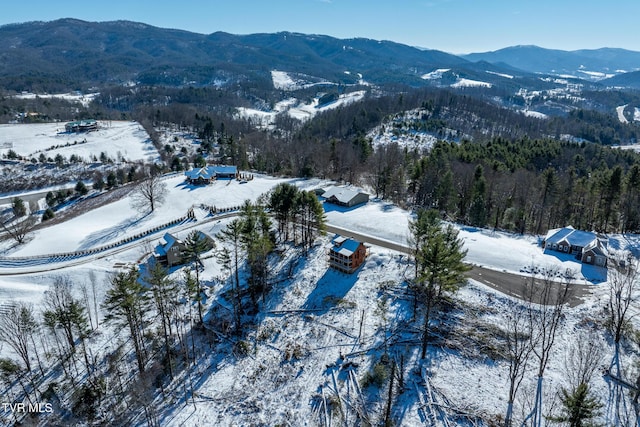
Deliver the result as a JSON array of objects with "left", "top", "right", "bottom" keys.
[
  {"left": 617, "top": 104, "right": 629, "bottom": 123},
  {"left": 12, "top": 92, "right": 99, "bottom": 108},
  {"left": 0, "top": 121, "right": 160, "bottom": 163},
  {"left": 236, "top": 91, "right": 366, "bottom": 128},
  {"left": 0, "top": 171, "right": 637, "bottom": 425},
  {"left": 451, "top": 78, "right": 492, "bottom": 88}
]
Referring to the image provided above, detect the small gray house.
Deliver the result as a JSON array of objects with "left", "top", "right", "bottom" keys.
[
  {"left": 543, "top": 226, "right": 608, "bottom": 267},
  {"left": 153, "top": 231, "right": 213, "bottom": 267},
  {"left": 321, "top": 187, "right": 369, "bottom": 208}
]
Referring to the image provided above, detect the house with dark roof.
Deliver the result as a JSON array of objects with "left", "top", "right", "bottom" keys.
[
  {"left": 153, "top": 233, "right": 186, "bottom": 267},
  {"left": 543, "top": 226, "right": 608, "bottom": 267},
  {"left": 153, "top": 231, "right": 213, "bottom": 267},
  {"left": 65, "top": 119, "right": 98, "bottom": 133},
  {"left": 328, "top": 235, "right": 368, "bottom": 273},
  {"left": 184, "top": 165, "right": 238, "bottom": 184},
  {"left": 321, "top": 186, "right": 369, "bottom": 208}
]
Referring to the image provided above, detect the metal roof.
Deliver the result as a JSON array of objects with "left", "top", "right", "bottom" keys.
[
  {"left": 322, "top": 186, "right": 368, "bottom": 204},
  {"left": 184, "top": 165, "right": 237, "bottom": 180},
  {"left": 545, "top": 226, "right": 597, "bottom": 248},
  {"left": 331, "top": 235, "right": 362, "bottom": 257}
]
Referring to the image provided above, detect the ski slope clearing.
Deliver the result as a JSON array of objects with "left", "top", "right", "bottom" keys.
[
  {"left": 271, "top": 70, "right": 336, "bottom": 91},
  {"left": 237, "top": 91, "right": 366, "bottom": 127},
  {"left": 451, "top": 78, "right": 492, "bottom": 88},
  {"left": 421, "top": 68, "right": 450, "bottom": 80},
  {"left": 0, "top": 121, "right": 160, "bottom": 163},
  {"left": 617, "top": 104, "right": 629, "bottom": 123}
]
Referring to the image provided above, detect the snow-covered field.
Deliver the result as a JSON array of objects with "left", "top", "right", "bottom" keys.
[
  {"left": 521, "top": 109, "right": 548, "bottom": 119},
  {"left": 12, "top": 92, "right": 99, "bottom": 108},
  {"left": 486, "top": 70, "right": 514, "bottom": 79},
  {"left": 0, "top": 121, "right": 160, "bottom": 163}
]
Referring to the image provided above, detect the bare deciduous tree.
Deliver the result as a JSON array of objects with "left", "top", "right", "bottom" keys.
[
  {"left": 524, "top": 268, "right": 571, "bottom": 427},
  {"left": 565, "top": 330, "right": 604, "bottom": 390},
  {"left": 0, "top": 302, "right": 38, "bottom": 372},
  {"left": 503, "top": 301, "right": 535, "bottom": 427},
  {"left": 605, "top": 255, "right": 640, "bottom": 426},
  {"left": 0, "top": 213, "right": 37, "bottom": 244},
  {"left": 130, "top": 173, "right": 167, "bottom": 213},
  {"left": 608, "top": 257, "right": 639, "bottom": 357}
]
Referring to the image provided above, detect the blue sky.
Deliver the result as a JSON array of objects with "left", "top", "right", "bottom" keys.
[{"left": 1, "top": 0, "right": 639, "bottom": 54}]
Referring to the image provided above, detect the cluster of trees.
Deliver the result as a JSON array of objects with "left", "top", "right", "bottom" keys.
[
  {"left": 406, "top": 137, "right": 640, "bottom": 234},
  {"left": 268, "top": 182, "right": 326, "bottom": 251},
  {"left": 0, "top": 276, "right": 102, "bottom": 423}
]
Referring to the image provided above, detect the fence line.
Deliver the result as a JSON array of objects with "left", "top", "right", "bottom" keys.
[{"left": 0, "top": 205, "right": 243, "bottom": 269}]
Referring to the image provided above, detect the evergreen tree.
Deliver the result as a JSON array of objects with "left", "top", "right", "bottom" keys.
[
  {"left": 43, "top": 277, "right": 89, "bottom": 352},
  {"left": 269, "top": 182, "right": 299, "bottom": 242},
  {"left": 410, "top": 209, "right": 469, "bottom": 359},
  {"left": 296, "top": 190, "right": 327, "bottom": 251},
  {"left": 469, "top": 165, "right": 487, "bottom": 227},
  {"left": 106, "top": 171, "right": 118, "bottom": 189},
  {"left": 183, "top": 230, "right": 214, "bottom": 324},
  {"left": 93, "top": 174, "right": 105, "bottom": 191},
  {"left": 75, "top": 180, "right": 88, "bottom": 196},
  {"left": 11, "top": 197, "right": 26, "bottom": 217},
  {"left": 550, "top": 383, "right": 602, "bottom": 427},
  {"left": 622, "top": 164, "right": 640, "bottom": 232},
  {"left": 145, "top": 263, "right": 179, "bottom": 379},
  {"left": 103, "top": 269, "right": 151, "bottom": 374},
  {"left": 217, "top": 219, "right": 244, "bottom": 333},
  {"left": 45, "top": 191, "right": 56, "bottom": 208},
  {"left": 42, "top": 208, "right": 55, "bottom": 221},
  {"left": 239, "top": 200, "right": 274, "bottom": 309}
]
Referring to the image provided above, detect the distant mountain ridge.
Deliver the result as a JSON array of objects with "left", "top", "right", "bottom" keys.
[
  {"left": 0, "top": 18, "right": 476, "bottom": 91},
  {"left": 463, "top": 45, "right": 640, "bottom": 78},
  {"left": 1, "top": 19, "right": 640, "bottom": 97}
]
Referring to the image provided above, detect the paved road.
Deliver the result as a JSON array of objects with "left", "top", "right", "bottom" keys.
[
  {"left": 466, "top": 267, "right": 590, "bottom": 307},
  {"left": 326, "top": 223, "right": 591, "bottom": 307}
]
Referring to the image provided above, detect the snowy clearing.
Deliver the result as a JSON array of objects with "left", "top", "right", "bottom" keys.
[
  {"left": 451, "top": 78, "right": 492, "bottom": 88},
  {"left": 617, "top": 104, "right": 629, "bottom": 123},
  {"left": 236, "top": 91, "right": 366, "bottom": 127},
  {"left": 521, "top": 109, "right": 548, "bottom": 119},
  {"left": 0, "top": 121, "right": 161, "bottom": 163},
  {"left": 420, "top": 68, "right": 450, "bottom": 80},
  {"left": 486, "top": 70, "right": 514, "bottom": 79},
  {"left": 271, "top": 70, "right": 336, "bottom": 91},
  {"left": 12, "top": 92, "right": 99, "bottom": 107}
]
